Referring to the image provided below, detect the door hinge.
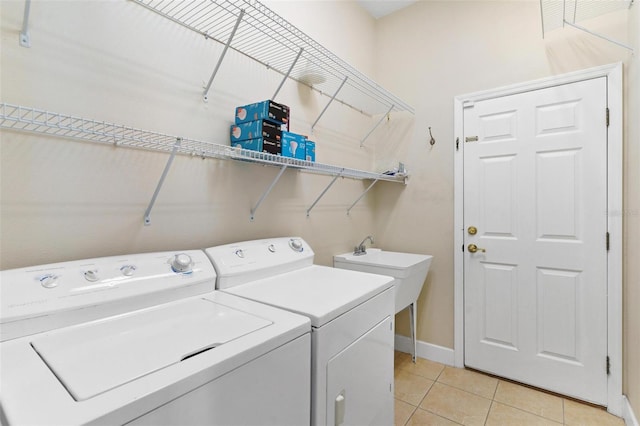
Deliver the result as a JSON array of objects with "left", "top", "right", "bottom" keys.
[
  {"left": 606, "top": 232, "right": 610, "bottom": 251},
  {"left": 606, "top": 108, "right": 610, "bottom": 127},
  {"left": 607, "top": 356, "right": 610, "bottom": 375},
  {"left": 456, "top": 137, "right": 459, "bottom": 151}
]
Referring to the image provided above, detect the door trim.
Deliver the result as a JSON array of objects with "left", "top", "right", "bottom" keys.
[{"left": 453, "top": 62, "right": 623, "bottom": 416}]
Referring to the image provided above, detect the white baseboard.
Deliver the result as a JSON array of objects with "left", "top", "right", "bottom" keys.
[
  {"left": 623, "top": 396, "right": 639, "bottom": 426},
  {"left": 394, "top": 334, "right": 455, "bottom": 366}
]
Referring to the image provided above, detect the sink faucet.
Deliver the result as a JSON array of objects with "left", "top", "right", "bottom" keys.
[{"left": 354, "top": 235, "right": 374, "bottom": 256}]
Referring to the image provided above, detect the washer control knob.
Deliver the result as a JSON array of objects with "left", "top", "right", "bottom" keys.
[
  {"left": 120, "top": 265, "right": 136, "bottom": 277},
  {"left": 39, "top": 274, "right": 59, "bottom": 289},
  {"left": 235, "top": 249, "right": 245, "bottom": 258},
  {"left": 289, "top": 239, "right": 303, "bottom": 252},
  {"left": 171, "top": 253, "right": 193, "bottom": 273},
  {"left": 84, "top": 270, "right": 100, "bottom": 282},
  {"left": 268, "top": 244, "right": 276, "bottom": 253}
]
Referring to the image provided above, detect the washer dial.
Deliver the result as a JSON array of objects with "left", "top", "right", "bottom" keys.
[
  {"left": 39, "top": 274, "right": 59, "bottom": 289},
  {"left": 288, "top": 239, "right": 303, "bottom": 252},
  {"left": 84, "top": 270, "right": 100, "bottom": 282},
  {"left": 171, "top": 253, "right": 193, "bottom": 273},
  {"left": 120, "top": 265, "right": 136, "bottom": 277}
]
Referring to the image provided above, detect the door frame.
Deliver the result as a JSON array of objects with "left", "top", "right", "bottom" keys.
[{"left": 453, "top": 62, "right": 623, "bottom": 415}]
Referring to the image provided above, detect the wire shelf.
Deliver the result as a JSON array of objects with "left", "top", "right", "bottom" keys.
[
  {"left": 132, "top": 0, "right": 414, "bottom": 116},
  {"left": 540, "top": 0, "right": 632, "bottom": 35},
  {"left": 0, "top": 103, "right": 406, "bottom": 183}
]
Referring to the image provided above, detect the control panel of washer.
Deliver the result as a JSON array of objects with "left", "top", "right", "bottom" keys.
[{"left": 0, "top": 250, "right": 216, "bottom": 336}]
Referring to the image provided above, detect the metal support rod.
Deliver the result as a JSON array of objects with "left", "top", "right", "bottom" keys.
[
  {"left": 273, "top": 47, "right": 303, "bottom": 100},
  {"left": 563, "top": 20, "right": 634, "bottom": 52},
  {"left": 312, "top": 76, "right": 348, "bottom": 130},
  {"left": 144, "top": 138, "right": 182, "bottom": 226},
  {"left": 20, "top": 0, "right": 31, "bottom": 48},
  {"left": 203, "top": 9, "right": 245, "bottom": 101},
  {"left": 306, "top": 170, "right": 344, "bottom": 217},
  {"left": 346, "top": 179, "right": 379, "bottom": 215},
  {"left": 250, "top": 165, "right": 287, "bottom": 221},
  {"left": 360, "top": 104, "right": 394, "bottom": 147}
]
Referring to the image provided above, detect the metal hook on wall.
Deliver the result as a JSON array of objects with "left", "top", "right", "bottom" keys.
[{"left": 428, "top": 127, "right": 436, "bottom": 146}]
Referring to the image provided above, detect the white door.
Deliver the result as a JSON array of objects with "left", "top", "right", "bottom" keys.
[{"left": 463, "top": 77, "right": 608, "bottom": 404}]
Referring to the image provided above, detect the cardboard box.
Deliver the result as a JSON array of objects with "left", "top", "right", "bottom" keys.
[
  {"left": 232, "top": 137, "right": 281, "bottom": 156},
  {"left": 235, "top": 100, "right": 290, "bottom": 129},
  {"left": 261, "top": 137, "right": 282, "bottom": 155},
  {"left": 305, "top": 140, "right": 316, "bottom": 162},
  {"left": 281, "top": 131, "right": 307, "bottom": 160},
  {"left": 232, "top": 138, "right": 263, "bottom": 152},
  {"left": 230, "top": 119, "right": 281, "bottom": 143}
]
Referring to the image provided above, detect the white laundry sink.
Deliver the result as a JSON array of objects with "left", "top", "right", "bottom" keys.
[{"left": 334, "top": 248, "right": 433, "bottom": 362}]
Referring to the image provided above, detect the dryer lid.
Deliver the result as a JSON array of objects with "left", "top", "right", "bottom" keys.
[
  {"left": 224, "top": 265, "right": 394, "bottom": 327},
  {"left": 30, "top": 297, "right": 272, "bottom": 401}
]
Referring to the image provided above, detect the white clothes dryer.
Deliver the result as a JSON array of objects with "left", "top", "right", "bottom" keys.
[
  {"left": 206, "top": 237, "right": 396, "bottom": 426},
  {"left": 0, "top": 250, "right": 311, "bottom": 426}
]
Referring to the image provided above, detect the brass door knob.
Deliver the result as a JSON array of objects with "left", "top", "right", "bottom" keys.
[
  {"left": 468, "top": 244, "right": 486, "bottom": 253},
  {"left": 468, "top": 226, "right": 478, "bottom": 235}
]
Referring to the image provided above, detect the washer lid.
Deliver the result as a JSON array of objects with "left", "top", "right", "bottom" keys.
[
  {"left": 224, "top": 265, "right": 394, "bottom": 327},
  {"left": 30, "top": 297, "right": 272, "bottom": 401}
]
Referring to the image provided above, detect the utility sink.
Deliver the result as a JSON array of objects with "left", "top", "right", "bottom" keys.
[{"left": 334, "top": 249, "right": 433, "bottom": 362}]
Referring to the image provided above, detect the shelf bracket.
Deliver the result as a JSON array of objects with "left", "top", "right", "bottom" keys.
[
  {"left": 250, "top": 165, "right": 288, "bottom": 221},
  {"left": 360, "top": 104, "right": 394, "bottom": 147},
  {"left": 306, "top": 169, "right": 344, "bottom": 217},
  {"left": 203, "top": 9, "right": 245, "bottom": 102},
  {"left": 563, "top": 20, "right": 633, "bottom": 52},
  {"left": 273, "top": 47, "right": 303, "bottom": 100},
  {"left": 346, "top": 179, "right": 379, "bottom": 215},
  {"left": 312, "top": 76, "right": 348, "bottom": 130},
  {"left": 20, "top": 0, "right": 32, "bottom": 47},
  {"left": 144, "top": 137, "right": 182, "bottom": 226}
]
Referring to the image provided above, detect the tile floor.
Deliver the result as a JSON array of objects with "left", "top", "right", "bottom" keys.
[{"left": 394, "top": 351, "right": 625, "bottom": 426}]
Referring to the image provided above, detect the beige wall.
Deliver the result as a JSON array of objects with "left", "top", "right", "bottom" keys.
[
  {"left": 625, "top": 0, "right": 640, "bottom": 415},
  {"left": 372, "top": 0, "right": 637, "bottom": 416},
  {"left": 0, "top": 0, "right": 379, "bottom": 269}
]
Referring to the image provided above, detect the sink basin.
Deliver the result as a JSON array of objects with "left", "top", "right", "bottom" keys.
[
  {"left": 334, "top": 249, "right": 433, "bottom": 362},
  {"left": 333, "top": 249, "right": 433, "bottom": 314}
]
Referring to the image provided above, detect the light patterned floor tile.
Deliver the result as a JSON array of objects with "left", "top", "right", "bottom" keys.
[
  {"left": 493, "top": 380, "right": 563, "bottom": 423},
  {"left": 396, "top": 352, "right": 445, "bottom": 381},
  {"left": 436, "top": 366, "right": 498, "bottom": 399},
  {"left": 419, "top": 382, "right": 491, "bottom": 426},
  {"left": 407, "top": 408, "right": 461, "bottom": 426},
  {"left": 395, "top": 370, "right": 435, "bottom": 406},
  {"left": 486, "top": 401, "right": 563, "bottom": 426},
  {"left": 564, "top": 399, "right": 625, "bottom": 426},
  {"left": 396, "top": 398, "right": 418, "bottom": 426}
]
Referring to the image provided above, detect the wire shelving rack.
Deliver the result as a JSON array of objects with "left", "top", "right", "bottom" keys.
[
  {"left": 131, "top": 0, "right": 415, "bottom": 118},
  {"left": 0, "top": 103, "right": 407, "bottom": 223}
]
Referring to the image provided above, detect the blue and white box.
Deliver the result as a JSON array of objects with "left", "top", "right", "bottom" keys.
[
  {"left": 232, "top": 138, "right": 263, "bottom": 152},
  {"left": 235, "top": 100, "right": 290, "bottom": 129},
  {"left": 230, "top": 119, "right": 281, "bottom": 143},
  {"left": 305, "top": 140, "right": 316, "bottom": 162},
  {"left": 233, "top": 137, "right": 281, "bottom": 155},
  {"left": 281, "top": 131, "right": 307, "bottom": 160}
]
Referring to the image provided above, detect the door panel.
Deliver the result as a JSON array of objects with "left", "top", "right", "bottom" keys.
[
  {"left": 481, "top": 262, "right": 518, "bottom": 349},
  {"left": 464, "top": 77, "right": 608, "bottom": 404}
]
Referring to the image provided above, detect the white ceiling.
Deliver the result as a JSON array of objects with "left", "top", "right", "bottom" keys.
[{"left": 356, "top": 0, "right": 418, "bottom": 19}]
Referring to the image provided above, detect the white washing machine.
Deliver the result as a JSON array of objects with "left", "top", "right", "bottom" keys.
[
  {"left": 0, "top": 250, "right": 311, "bottom": 426},
  {"left": 206, "top": 237, "right": 396, "bottom": 426}
]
